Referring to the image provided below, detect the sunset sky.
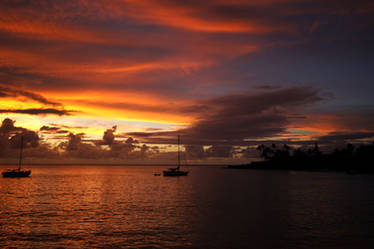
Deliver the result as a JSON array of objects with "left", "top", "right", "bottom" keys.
[{"left": 0, "top": 0, "right": 373, "bottom": 163}]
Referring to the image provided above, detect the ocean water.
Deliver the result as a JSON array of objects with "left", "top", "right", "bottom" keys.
[{"left": 1, "top": 165, "right": 374, "bottom": 249}]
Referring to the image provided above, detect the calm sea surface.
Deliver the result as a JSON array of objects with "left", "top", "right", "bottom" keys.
[{"left": 1, "top": 165, "right": 374, "bottom": 249}]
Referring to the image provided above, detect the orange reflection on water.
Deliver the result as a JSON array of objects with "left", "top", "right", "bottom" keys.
[{"left": 0, "top": 165, "right": 195, "bottom": 248}]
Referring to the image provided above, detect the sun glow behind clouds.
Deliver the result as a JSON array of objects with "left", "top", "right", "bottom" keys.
[{"left": 0, "top": 113, "right": 179, "bottom": 140}]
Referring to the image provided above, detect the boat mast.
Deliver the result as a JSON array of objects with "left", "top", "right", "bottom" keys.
[
  {"left": 18, "top": 136, "right": 24, "bottom": 171},
  {"left": 177, "top": 135, "right": 180, "bottom": 169}
]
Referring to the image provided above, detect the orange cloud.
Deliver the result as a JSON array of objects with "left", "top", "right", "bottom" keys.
[
  {"left": 289, "top": 113, "right": 374, "bottom": 139},
  {"left": 117, "top": 0, "right": 291, "bottom": 33}
]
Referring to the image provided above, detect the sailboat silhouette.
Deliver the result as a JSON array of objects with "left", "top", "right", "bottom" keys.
[
  {"left": 2, "top": 136, "right": 31, "bottom": 178},
  {"left": 163, "top": 135, "right": 189, "bottom": 176}
]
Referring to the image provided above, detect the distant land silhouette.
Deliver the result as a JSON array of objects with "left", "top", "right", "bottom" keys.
[{"left": 228, "top": 142, "right": 374, "bottom": 174}]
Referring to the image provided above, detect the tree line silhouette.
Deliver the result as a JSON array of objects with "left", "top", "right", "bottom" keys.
[{"left": 228, "top": 142, "right": 374, "bottom": 173}]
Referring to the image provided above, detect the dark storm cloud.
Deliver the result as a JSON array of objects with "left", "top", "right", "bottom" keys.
[
  {"left": 71, "top": 86, "right": 321, "bottom": 119},
  {"left": 0, "top": 108, "right": 74, "bottom": 116},
  {"left": 127, "top": 87, "right": 323, "bottom": 145},
  {"left": 178, "top": 86, "right": 323, "bottom": 142}
]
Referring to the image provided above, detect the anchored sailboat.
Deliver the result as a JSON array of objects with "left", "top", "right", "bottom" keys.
[
  {"left": 2, "top": 136, "right": 31, "bottom": 178},
  {"left": 163, "top": 135, "right": 189, "bottom": 177}
]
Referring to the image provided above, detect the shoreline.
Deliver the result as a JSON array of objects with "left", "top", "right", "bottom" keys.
[{"left": 227, "top": 161, "right": 374, "bottom": 174}]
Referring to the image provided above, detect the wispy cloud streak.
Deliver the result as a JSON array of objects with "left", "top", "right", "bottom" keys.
[{"left": 0, "top": 108, "right": 73, "bottom": 116}]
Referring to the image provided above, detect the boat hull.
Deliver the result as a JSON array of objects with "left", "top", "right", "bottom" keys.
[
  {"left": 163, "top": 170, "right": 189, "bottom": 177},
  {"left": 2, "top": 170, "right": 31, "bottom": 178}
]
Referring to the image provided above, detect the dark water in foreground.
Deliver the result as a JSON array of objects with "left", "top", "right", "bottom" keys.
[{"left": 1, "top": 165, "right": 374, "bottom": 249}]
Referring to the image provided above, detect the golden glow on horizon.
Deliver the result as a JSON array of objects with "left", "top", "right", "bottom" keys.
[
  {"left": 0, "top": 96, "right": 192, "bottom": 125},
  {"left": 39, "top": 90, "right": 196, "bottom": 125},
  {"left": 0, "top": 99, "right": 44, "bottom": 110}
]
